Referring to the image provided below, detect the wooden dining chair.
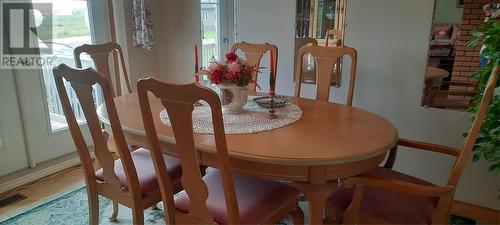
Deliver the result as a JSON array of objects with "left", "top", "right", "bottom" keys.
[
  {"left": 325, "top": 29, "right": 343, "bottom": 47},
  {"left": 324, "top": 29, "right": 343, "bottom": 86},
  {"left": 294, "top": 45, "right": 358, "bottom": 105},
  {"left": 231, "top": 41, "right": 278, "bottom": 92},
  {"left": 75, "top": 42, "right": 138, "bottom": 152},
  {"left": 294, "top": 38, "right": 319, "bottom": 84},
  {"left": 325, "top": 67, "right": 500, "bottom": 224},
  {"left": 137, "top": 77, "right": 304, "bottom": 225},
  {"left": 74, "top": 42, "right": 132, "bottom": 97},
  {"left": 53, "top": 64, "right": 183, "bottom": 225}
]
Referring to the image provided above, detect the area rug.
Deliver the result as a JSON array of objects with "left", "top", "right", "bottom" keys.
[{"left": 0, "top": 184, "right": 476, "bottom": 225}]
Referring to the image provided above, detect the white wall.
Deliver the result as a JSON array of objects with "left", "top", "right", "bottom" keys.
[
  {"left": 235, "top": 0, "right": 499, "bottom": 209},
  {"left": 434, "top": 0, "right": 463, "bottom": 24},
  {"left": 235, "top": 0, "right": 296, "bottom": 94},
  {"left": 154, "top": 0, "right": 201, "bottom": 84},
  {"left": 114, "top": 0, "right": 160, "bottom": 90},
  {"left": 0, "top": 70, "right": 29, "bottom": 176}
]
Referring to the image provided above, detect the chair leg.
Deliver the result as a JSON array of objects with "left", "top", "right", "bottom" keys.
[
  {"left": 109, "top": 201, "right": 119, "bottom": 222},
  {"left": 289, "top": 202, "right": 304, "bottom": 225},
  {"left": 88, "top": 193, "right": 99, "bottom": 225},
  {"left": 132, "top": 207, "right": 144, "bottom": 225}
]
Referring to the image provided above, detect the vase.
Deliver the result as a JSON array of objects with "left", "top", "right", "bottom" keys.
[{"left": 216, "top": 83, "right": 249, "bottom": 114}]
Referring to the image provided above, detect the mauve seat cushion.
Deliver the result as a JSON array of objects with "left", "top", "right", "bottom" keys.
[
  {"left": 327, "top": 166, "right": 438, "bottom": 225},
  {"left": 175, "top": 170, "right": 300, "bottom": 225},
  {"left": 95, "top": 148, "right": 182, "bottom": 198}
]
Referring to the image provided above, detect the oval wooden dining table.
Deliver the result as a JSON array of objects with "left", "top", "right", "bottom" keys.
[{"left": 97, "top": 93, "right": 398, "bottom": 225}]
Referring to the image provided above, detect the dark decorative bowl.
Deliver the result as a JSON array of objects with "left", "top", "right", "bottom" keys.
[{"left": 253, "top": 96, "right": 289, "bottom": 109}]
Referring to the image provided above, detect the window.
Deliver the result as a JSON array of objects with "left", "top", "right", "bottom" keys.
[
  {"left": 202, "top": 10, "right": 209, "bottom": 22},
  {"left": 34, "top": 0, "right": 99, "bottom": 132},
  {"left": 201, "top": 0, "right": 219, "bottom": 67}
]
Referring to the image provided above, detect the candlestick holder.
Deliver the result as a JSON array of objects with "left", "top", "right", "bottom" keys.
[{"left": 266, "top": 93, "right": 278, "bottom": 119}]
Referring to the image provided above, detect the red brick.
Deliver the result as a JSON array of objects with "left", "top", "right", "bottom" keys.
[
  {"left": 463, "top": 61, "right": 479, "bottom": 67},
  {"left": 469, "top": 20, "right": 482, "bottom": 25},
  {"left": 455, "top": 56, "right": 473, "bottom": 61},
  {"left": 458, "top": 36, "right": 473, "bottom": 41},
  {"left": 471, "top": 9, "right": 484, "bottom": 14},
  {"left": 460, "top": 25, "right": 478, "bottom": 30},
  {"left": 455, "top": 51, "right": 465, "bottom": 56},
  {"left": 465, "top": 51, "right": 480, "bottom": 57},
  {"left": 455, "top": 67, "right": 470, "bottom": 71},
  {"left": 464, "top": 3, "right": 482, "bottom": 9}
]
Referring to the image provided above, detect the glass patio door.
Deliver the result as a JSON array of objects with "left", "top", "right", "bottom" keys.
[
  {"left": 200, "top": 0, "right": 232, "bottom": 67},
  {"left": 12, "top": 0, "right": 109, "bottom": 166}
]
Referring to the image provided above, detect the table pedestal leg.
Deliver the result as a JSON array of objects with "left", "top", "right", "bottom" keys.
[{"left": 294, "top": 181, "right": 337, "bottom": 225}]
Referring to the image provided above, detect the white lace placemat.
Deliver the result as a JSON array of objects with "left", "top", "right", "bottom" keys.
[{"left": 159, "top": 96, "right": 303, "bottom": 134}]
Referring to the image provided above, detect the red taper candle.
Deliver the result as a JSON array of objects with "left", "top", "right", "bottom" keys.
[
  {"left": 194, "top": 44, "right": 199, "bottom": 74},
  {"left": 269, "top": 51, "right": 276, "bottom": 94}
]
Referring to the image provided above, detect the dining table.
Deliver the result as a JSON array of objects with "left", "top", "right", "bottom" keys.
[{"left": 97, "top": 92, "right": 398, "bottom": 225}]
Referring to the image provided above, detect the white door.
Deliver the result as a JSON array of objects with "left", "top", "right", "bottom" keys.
[
  {"left": 200, "top": 0, "right": 233, "bottom": 67},
  {"left": 10, "top": 0, "right": 111, "bottom": 167}
]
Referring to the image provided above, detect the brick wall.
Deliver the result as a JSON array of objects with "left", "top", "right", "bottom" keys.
[{"left": 451, "top": 0, "right": 498, "bottom": 87}]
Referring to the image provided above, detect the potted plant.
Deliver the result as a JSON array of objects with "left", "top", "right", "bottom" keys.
[
  {"left": 201, "top": 52, "right": 257, "bottom": 114},
  {"left": 465, "top": 7, "right": 500, "bottom": 174}
]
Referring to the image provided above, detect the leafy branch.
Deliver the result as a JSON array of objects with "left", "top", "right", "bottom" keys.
[{"left": 465, "top": 19, "right": 500, "bottom": 173}]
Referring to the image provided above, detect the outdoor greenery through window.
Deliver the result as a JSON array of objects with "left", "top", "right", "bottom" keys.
[
  {"left": 201, "top": 0, "right": 218, "bottom": 68},
  {"left": 34, "top": 0, "right": 98, "bottom": 132}
]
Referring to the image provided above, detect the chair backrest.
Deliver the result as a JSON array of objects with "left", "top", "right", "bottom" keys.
[
  {"left": 294, "top": 38, "right": 319, "bottom": 83},
  {"left": 231, "top": 41, "right": 278, "bottom": 92},
  {"left": 295, "top": 37, "right": 318, "bottom": 53},
  {"left": 294, "top": 45, "right": 358, "bottom": 105},
  {"left": 325, "top": 29, "right": 343, "bottom": 47},
  {"left": 52, "top": 64, "right": 142, "bottom": 200},
  {"left": 447, "top": 66, "right": 499, "bottom": 186},
  {"left": 74, "top": 42, "right": 132, "bottom": 97},
  {"left": 137, "top": 78, "right": 239, "bottom": 224}
]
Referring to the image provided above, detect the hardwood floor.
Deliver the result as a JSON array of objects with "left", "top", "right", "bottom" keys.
[
  {"left": 0, "top": 166, "right": 84, "bottom": 216},
  {"left": 0, "top": 166, "right": 498, "bottom": 224}
]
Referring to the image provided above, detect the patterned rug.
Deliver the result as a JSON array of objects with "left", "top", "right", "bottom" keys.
[{"left": 0, "top": 184, "right": 476, "bottom": 225}]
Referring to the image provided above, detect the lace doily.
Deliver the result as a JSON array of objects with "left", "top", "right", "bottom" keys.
[{"left": 159, "top": 96, "right": 303, "bottom": 134}]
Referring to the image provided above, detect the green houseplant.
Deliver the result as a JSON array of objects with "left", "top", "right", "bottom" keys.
[{"left": 465, "top": 19, "right": 500, "bottom": 173}]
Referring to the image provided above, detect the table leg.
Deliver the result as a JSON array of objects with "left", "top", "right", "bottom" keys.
[{"left": 294, "top": 181, "right": 337, "bottom": 225}]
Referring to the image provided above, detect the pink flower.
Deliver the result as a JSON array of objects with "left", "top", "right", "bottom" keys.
[
  {"left": 209, "top": 62, "right": 221, "bottom": 72},
  {"left": 227, "top": 61, "right": 241, "bottom": 74},
  {"left": 225, "top": 52, "right": 238, "bottom": 63}
]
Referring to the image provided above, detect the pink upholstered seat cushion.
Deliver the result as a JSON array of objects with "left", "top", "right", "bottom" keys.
[
  {"left": 95, "top": 148, "right": 182, "bottom": 198},
  {"left": 175, "top": 170, "right": 300, "bottom": 225},
  {"left": 327, "top": 166, "right": 438, "bottom": 225}
]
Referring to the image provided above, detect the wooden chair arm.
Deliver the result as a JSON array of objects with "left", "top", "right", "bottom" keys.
[
  {"left": 343, "top": 175, "right": 455, "bottom": 198},
  {"left": 342, "top": 175, "right": 455, "bottom": 224},
  {"left": 398, "top": 138, "right": 460, "bottom": 157}
]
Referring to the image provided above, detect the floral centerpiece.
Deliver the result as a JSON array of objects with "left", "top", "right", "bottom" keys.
[{"left": 201, "top": 52, "right": 257, "bottom": 113}]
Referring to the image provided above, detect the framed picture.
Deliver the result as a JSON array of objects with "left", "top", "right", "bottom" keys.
[{"left": 457, "top": 0, "right": 464, "bottom": 8}]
